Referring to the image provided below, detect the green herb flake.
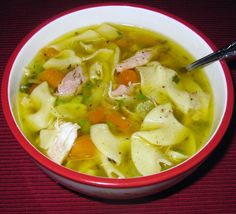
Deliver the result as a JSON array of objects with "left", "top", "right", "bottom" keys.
[
  {"left": 136, "top": 90, "right": 146, "bottom": 101},
  {"left": 172, "top": 75, "right": 180, "bottom": 84},
  {"left": 78, "top": 119, "right": 91, "bottom": 134},
  {"left": 84, "top": 81, "right": 94, "bottom": 90},
  {"left": 106, "top": 121, "right": 118, "bottom": 134},
  {"left": 19, "top": 83, "right": 33, "bottom": 93}
]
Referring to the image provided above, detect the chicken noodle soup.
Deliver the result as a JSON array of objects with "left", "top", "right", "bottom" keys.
[{"left": 18, "top": 23, "right": 214, "bottom": 178}]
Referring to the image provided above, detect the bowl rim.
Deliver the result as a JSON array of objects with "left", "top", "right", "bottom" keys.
[{"left": 1, "top": 2, "right": 234, "bottom": 189}]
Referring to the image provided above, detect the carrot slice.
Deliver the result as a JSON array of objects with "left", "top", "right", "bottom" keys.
[
  {"left": 88, "top": 107, "right": 134, "bottom": 134},
  {"left": 69, "top": 135, "right": 97, "bottom": 160},
  {"left": 42, "top": 47, "right": 59, "bottom": 58},
  {"left": 39, "top": 69, "right": 65, "bottom": 89},
  {"left": 116, "top": 69, "right": 140, "bottom": 86},
  {"left": 88, "top": 106, "right": 106, "bottom": 124},
  {"left": 106, "top": 111, "right": 132, "bottom": 133}
]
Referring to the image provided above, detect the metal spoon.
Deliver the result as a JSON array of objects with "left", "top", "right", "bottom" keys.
[{"left": 183, "top": 41, "right": 236, "bottom": 72}]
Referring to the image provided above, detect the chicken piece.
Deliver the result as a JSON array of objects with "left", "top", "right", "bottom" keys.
[
  {"left": 109, "top": 81, "right": 138, "bottom": 100},
  {"left": 111, "top": 84, "right": 129, "bottom": 96},
  {"left": 40, "top": 121, "right": 80, "bottom": 164},
  {"left": 116, "top": 49, "right": 153, "bottom": 73},
  {"left": 57, "top": 66, "right": 86, "bottom": 96}
]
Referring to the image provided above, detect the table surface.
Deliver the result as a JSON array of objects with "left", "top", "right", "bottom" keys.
[{"left": 0, "top": 0, "right": 236, "bottom": 213}]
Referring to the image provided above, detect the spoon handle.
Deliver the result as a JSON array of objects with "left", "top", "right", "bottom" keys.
[{"left": 185, "top": 41, "right": 236, "bottom": 71}]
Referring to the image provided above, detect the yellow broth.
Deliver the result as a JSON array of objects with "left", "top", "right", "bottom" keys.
[{"left": 17, "top": 23, "right": 214, "bottom": 178}]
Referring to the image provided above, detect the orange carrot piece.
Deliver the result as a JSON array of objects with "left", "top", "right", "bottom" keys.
[
  {"left": 88, "top": 107, "right": 134, "bottom": 134},
  {"left": 106, "top": 111, "right": 132, "bottom": 133},
  {"left": 88, "top": 106, "right": 106, "bottom": 124},
  {"left": 42, "top": 47, "right": 59, "bottom": 58},
  {"left": 69, "top": 135, "right": 97, "bottom": 160},
  {"left": 116, "top": 69, "right": 140, "bottom": 86},
  {"left": 39, "top": 69, "right": 65, "bottom": 89}
]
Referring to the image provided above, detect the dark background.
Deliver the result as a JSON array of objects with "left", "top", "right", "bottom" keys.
[{"left": 0, "top": 0, "right": 236, "bottom": 213}]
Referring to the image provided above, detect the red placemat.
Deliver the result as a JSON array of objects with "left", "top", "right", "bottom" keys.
[{"left": 0, "top": 0, "right": 236, "bottom": 213}]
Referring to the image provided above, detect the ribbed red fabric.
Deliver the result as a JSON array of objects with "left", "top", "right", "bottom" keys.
[{"left": 0, "top": 0, "right": 236, "bottom": 213}]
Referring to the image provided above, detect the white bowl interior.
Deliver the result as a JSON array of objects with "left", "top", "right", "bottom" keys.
[{"left": 9, "top": 5, "right": 227, "bottom": 151}]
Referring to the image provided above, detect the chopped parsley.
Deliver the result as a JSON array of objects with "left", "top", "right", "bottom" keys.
[{"left": 172, "top": 74, "right": 180, "bottom": 84}]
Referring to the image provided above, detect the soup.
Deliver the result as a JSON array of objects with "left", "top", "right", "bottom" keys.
[{"left": 17, "top": 23, "right": 213, "bottom": 178}]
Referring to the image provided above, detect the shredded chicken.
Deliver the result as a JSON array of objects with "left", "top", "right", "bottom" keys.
[
  {"left": 111, "top": 84, "right": 129, "bottom": 96},
  {"left": 108, "top": 81, "right": 139, "bottom": 100},
  {"left": 57, "top": 66, "right": 86, "bottom": 96},
  {"left": 40, "top": 121, "right": 80, "bottom": 164},
  {"left": 116, "top": 49, "right": 153, "bottom": 73}
]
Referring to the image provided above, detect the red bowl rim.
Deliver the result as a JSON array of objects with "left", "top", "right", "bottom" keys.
[{"left": 1, "top": 2, "right": 234, "bottom": 189}]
